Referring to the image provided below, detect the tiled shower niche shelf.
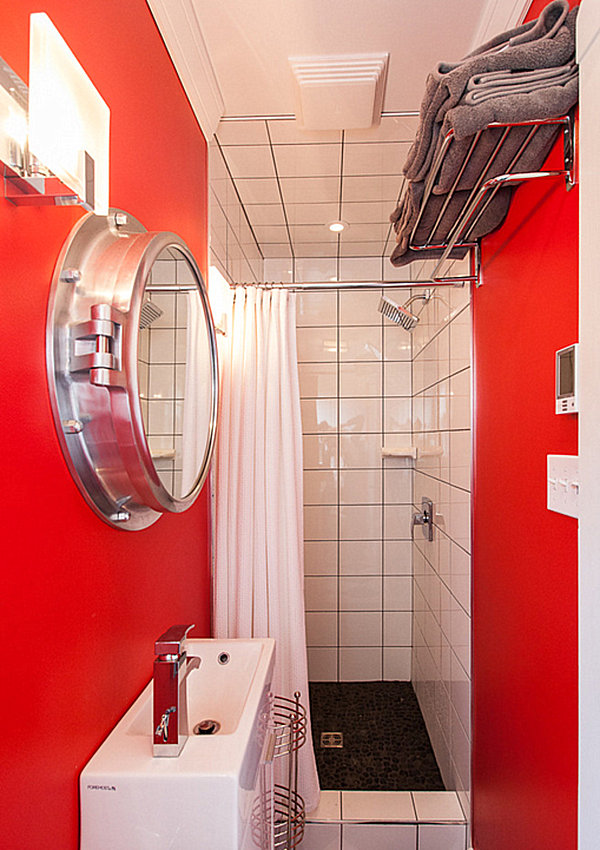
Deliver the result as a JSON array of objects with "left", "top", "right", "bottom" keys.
[{"left": 304, "top": 790, "right": 468, "bottom": 850}]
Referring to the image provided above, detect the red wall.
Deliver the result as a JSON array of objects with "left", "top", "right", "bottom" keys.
[
  {"left": 472, "top": 2, "right": 579, "bottom": 847},
  {"left": 0, "top": 3, "right": 211, "bottom": 847}
]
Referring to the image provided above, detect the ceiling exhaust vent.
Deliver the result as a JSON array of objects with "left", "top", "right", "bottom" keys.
[{"left": 289, "top": 53, "right": 389, "bottom": 131}]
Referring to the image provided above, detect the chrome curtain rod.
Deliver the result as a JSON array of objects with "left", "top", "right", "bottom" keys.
[
  {"left": 146, "top": 284, "right": 197, "bottom": 293},
  {"left": 219, "top": 110, "right": 419, "bottom": 122},
  {"left": 228, "top": 279, "right": 463, "bottom": 291}
]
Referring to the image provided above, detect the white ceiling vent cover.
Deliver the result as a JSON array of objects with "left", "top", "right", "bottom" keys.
[{"left": 289, "top": 53, "right": 389, "bottom": 130}]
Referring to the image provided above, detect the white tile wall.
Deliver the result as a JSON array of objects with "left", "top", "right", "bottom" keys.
[
  {"left": 299, "top": 286, "right": 413, "bottom": 682},
  {"left": 411, "top": 286, "right": 472, "bottom": 808}
]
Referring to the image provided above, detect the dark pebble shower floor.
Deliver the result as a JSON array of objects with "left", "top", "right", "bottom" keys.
[{"left": 309, "top": 681, "right": 445, "bottom": 791}]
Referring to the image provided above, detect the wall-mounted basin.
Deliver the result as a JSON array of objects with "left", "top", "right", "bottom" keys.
[{"left": 80, "top": 637, "right": 275, "bottom": 850}]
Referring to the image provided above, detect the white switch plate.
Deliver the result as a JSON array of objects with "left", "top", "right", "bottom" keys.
[{"left": 547, "top": 454, "right": 579, "bottom": 518}]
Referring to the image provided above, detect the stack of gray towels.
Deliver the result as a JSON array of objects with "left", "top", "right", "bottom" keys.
[{"left": 389, "top": 0, "right": 579, "bottom": 267}]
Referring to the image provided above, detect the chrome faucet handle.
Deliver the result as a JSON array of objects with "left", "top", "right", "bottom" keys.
[{"left": 155, "top": 624, "right": 195, "bottom": 657}]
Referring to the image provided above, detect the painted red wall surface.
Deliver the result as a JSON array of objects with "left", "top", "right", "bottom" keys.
[
  {"left": 0, "top": 3, "right": 211, "bottom": 847},
  {"left": 472, "top": 2, "right": 579, "bottom": 848}
]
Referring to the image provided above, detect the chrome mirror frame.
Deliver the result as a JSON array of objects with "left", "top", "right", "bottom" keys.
[{"left": 46, "top": 209, "right": 219, "bottom": 530}]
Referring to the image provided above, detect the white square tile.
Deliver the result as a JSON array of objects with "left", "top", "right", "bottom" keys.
[
  {"left": 280, "top": 176, "right": 339, "bottom": 204},
  {"left": 340, "top": 576, "right": 381, "bottom": 611},
  {"left": 342, "top": 824, "right": 416, "bottom": 850},
  {"left": 339, "top": 290, "right": 383, "bottom": 325},
  {"left": 268, "top": 120, "right": 342, "bottom": 144},
  {"left": 383, "top": 469, "right": 412, "bottom": 504},
  {"left": 300, "top": 399, "right": 338, "bottom": 433},
  {"left": 290, "top": 224, "right": 340, "bottom": 245},
  {"left": 384, "top": 612, "right": 412, "bottom": 646},
  {"left": 216, "top": 120, "right": 270, "bottom": 146},
  {"left": 297, "top": 327, "right": 338, "bottom": 362},
  {"left": 340, "top": 612, "right": 382, "bottom": 646},
  {"left": 341, "top": 200, "right": 397, "bottom": 224},
  {"left": 222, "top": 145, "right": 275, "bottom": 178},
  {"left": 383, "top": 647, "right": 412, "bottom": 680},
  {"left": 274, "top": 143, "right": 341, "bottom": 177},
  {"left": 412, "top": 793, "right": 465, "bottom": 822},
  {"left": 302, "top": 822, "right": 341, "bottom": 850},
  {"left": 234, "top": 177, "right": 281, "bottom": 205},
  {"left": 339, "top": 326, "right": 382, "bottom": 361},
  {"left": 339, "top": 434, "right": 382, "bottom": 469},
  {"left": 383, "top": 325, "right": 412, "bottom": 360},
  {"left": 339, "top": 469, "right": 382, "bottom": 505},
  {"left": 287, "top": 203, "right": 340, "bottom": 226},
  {"left": 244, "top": 203, "right": 286, "bottom": 226},
  {"left": 304, "top": 576, "right": 337, "bottom": 611},
  {"left": 340, "top": 398, "right": 382, "bottom": 433},
  {"left": 449, "top": 369, "right": 471, "bottom": 430},
  {"left": 293, "top": 243, "right": 338, "bottom": 258},
  {"left": 261, "top": 242, "right": 293, "bottom": 258},
  {"left": 339, "top": 363, "right": 382, "bottom": 397},
  {"left": 340, "top": 505, "right": 382, "bottom": 540},
  {"left": 342, "top": 791, "right": 415, "bottom": 821},
  {"left": 298, "top": 363, "right": 338, "bottom": 398},
  {"left": 307, "top": 648, "right": 338, "bottom": 681},
  {"left": 383, "top": 505, "right": 413, "bottom": 540},
  {"left": 383, "top": 541, "right": 412, "bottom": 575},
  {"left": 296, "top": 260, "right": 339, "bottom": 288},
  {"left": 306, "top": 612, "right": 337, "bottom": 647},
  {"left": 343, "top": 141, "right": 411, "bottom": 176},
  {"left": 384, "top": 576, "right": 412, "bottom": 610},
  {"left": 345, "top": 115, "right": 420, "bottom": 143},
  {"left": 339, "top": 647, "right": 381, "bottom": 680},
  {"left": 340, "top": 540, "right": 382, "bottom": 575},
  {"left": 304, "top": 541, "right": 338, "bottom": 576},
  {"left": 148, "top": 364, "right": 176, "bottom": 399},
  {"left": 418, "top": 824, "right": 466, "bottom": 850},
  {"left": 384, "top": 361, "right": 411, "bottom": 396},
  {"left": 253, "top": 224, "right": 290, "bottom": 244},
  {"left": 339, "top": 256, "right": 383, "bottom": 282},
  {"left": 304, "top": 470, "right": 338, "bottom": 505},
  {"left": 304, "top": 505, "right": 338, "bottom": 540},
  {"left": 307, "top": 790, "right": 342, "bottom": 822},
  {"left": 303, "top": 434, "right": 338, "bottom": 469},
  {"left": 343, "top": 175, "right": 403, "bottom": 203},
  {"left": 263, "top": 257, "right": 294, "bottom": 282}
]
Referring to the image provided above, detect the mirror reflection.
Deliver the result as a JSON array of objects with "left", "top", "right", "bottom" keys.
[{"left": 138, "top": 247, "right": 213, "bottom": 500}]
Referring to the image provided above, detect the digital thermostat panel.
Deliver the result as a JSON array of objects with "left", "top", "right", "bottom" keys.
[{"left": 556, "top": 343, "right": 578, "bottom": 414}]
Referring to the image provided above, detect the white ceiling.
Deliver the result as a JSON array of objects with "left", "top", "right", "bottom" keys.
[{"left": 150, "top": 0, "right": 529, "bottom": 267}]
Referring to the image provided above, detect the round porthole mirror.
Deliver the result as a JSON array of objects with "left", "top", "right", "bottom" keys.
[{"left": 47, "top": 210, "right": 219, "bottom": 530}]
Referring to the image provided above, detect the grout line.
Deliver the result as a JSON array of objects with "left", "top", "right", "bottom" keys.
[
  {"left": 264, "top": 121, "right": 295, "bottom": 260},
  {"left": 213, "top": 136, "right": 265, "bottom": 262}
]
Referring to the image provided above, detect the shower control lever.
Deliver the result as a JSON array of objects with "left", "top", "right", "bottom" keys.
[{"left": 412, "top": 497, "right": 434, "bottom": 542}]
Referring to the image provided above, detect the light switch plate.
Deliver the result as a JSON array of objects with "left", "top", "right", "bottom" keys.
[{"left": 547, "top": 454, "right": 579, "bottom": 518}]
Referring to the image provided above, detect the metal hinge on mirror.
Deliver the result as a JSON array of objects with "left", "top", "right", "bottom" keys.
[
  {"left": 70, "top": 303, "right": 125, "bottom": 387},
  {"left": 412, "top": 497, "right": 434, "bottom": 542}
]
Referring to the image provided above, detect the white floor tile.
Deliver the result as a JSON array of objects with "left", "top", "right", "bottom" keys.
[
  {"left": 342, "top": 791, "right": 415, "bottom": 821},
  {"left": 411, "top": 792, "right": 465, "bottom": 822},
  {"left": 302, "top": 822, "right": 341, "bottom": 850},
  {"left": 307, "top": 790, "right": 342, "bottom": 822},
  {"left": 418, "top": 824, "right": 467, "bottom": 850},
  {"left": 342, "top": 823, "right": 416, "bottom": 850}
]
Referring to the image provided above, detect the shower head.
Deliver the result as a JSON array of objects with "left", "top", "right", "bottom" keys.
[
  {"left": 378, "top": 289, "right": 433, "bottom": 332},
  {"left": 139, "top": 300, "right": 164, "bottom": 330}
]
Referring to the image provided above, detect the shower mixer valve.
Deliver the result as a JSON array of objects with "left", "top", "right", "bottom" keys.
[{"left": 412, "top": 497, "right": 434, "bottom": 541}]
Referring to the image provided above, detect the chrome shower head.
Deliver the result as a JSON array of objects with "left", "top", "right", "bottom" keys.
[
  {"left": 378, "top": 289, "right": 433, "bottom": 332},
  {"left": 139, "top": 300, "right": 164, "bottom": 330}
]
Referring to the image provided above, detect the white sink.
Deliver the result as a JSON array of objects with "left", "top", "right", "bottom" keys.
[{"left": 80, "top": 637, "right": 275, "bottom": 850}]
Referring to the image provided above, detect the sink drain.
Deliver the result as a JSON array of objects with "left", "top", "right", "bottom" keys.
[
  {"left": 193, "top": 720, "right": 221, "bottom": 735},
  {"left": 320, "top": 731, "right": 343, "bottom": 748}
]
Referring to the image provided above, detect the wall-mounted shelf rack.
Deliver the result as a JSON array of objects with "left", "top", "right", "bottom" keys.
[{"left": 395, "top": 114, "right": 575, "bottom": 286}]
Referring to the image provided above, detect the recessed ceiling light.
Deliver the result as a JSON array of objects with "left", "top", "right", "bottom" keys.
[{"left": 328, "top": 220, "right": 347, "bottom": 233}]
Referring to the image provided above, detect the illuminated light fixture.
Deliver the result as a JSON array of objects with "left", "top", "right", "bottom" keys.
[
  {"left": 328, "top": 220, "right": 346, "bottom": 233},
  {"left": 208, "top": 265, "right": 232, "bottom": 336},
  {"left": 0, "top": 14, "right": 110, "bottom": 213}
]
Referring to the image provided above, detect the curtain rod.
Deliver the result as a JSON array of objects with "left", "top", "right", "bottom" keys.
[
  {"left": 229, "top": 279, "right": 465, "bottom": 291},
  {"left": 219, "top": 110, "right": 419, "bottom": 122}
]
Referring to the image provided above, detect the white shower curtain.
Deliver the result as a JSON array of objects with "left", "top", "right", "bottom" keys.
[{"left": 214, "top": 286, "right": 320, "bottom": 813}]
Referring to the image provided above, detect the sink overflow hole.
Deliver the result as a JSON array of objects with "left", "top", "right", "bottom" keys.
[
  {"left": 193, "top": 719, "right": 221, "bottom": 735},
  {"left": 320, "top": 732, "right": 343, "bottom": 748},
  {"left": 218, "top": 652, "right": 230, "bottom": 665}
]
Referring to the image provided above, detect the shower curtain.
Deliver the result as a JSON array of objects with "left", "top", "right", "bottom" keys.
[{"left": 214, "top": 285, "right": 320, "bottom": 813}]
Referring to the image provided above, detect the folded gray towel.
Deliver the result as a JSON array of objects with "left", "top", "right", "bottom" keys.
[
  {"left": 463, "top": 62, "right": 577, "bottom": 105},
  {"left": 404, "top": 2, "right": 577, "bottom": 183},
  {"left": 389, "top": 181, "right": 514, "bottom": 266},
  {"left": 431, "top": 74, "right": 578, "bottom": 194}
]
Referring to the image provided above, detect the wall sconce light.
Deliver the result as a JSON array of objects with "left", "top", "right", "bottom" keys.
[
  {"left": 1, "top": 13, "right": 110, "bottom": 213},
  {"left": 208, "top": 265, "right": 232, "bottom": 336}
]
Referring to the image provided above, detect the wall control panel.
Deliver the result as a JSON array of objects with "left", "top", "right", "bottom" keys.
[
  {"left": 555, "top": 343, "right": 578, "bottom": 414},
  {"left": 547, "top": 454, "right": 579, "bottom": 518}
]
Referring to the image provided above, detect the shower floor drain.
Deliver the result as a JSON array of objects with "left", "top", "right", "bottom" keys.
[{"left": 320, "top": 732, "right": 343, "bottom": 748}]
